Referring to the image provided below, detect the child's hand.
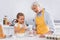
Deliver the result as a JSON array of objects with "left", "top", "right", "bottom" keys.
[
  {"left": 29, "top": 31, "right": 32, "bottom": 34},
  {"left": 22, "top": 25, "right": 28, "bottom": 30}
]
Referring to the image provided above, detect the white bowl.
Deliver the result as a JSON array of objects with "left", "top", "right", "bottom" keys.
[{"left": 15, "top": 33, "right": 26, "bottom": 37}]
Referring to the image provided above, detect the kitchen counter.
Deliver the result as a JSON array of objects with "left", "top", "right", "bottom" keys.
[
  {"left": 0, "top": 25, "right": 49, "bottom": 40},
  {"left": 0, "top": 35, "right": 50, "bottom": 40},
  {"left": 0, "top": 25, "right": 60, "bottom": 40}
]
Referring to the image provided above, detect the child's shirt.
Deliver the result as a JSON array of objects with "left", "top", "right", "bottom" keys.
[{"left": 14, "top": 23, "right": 27, "bottom": 34}]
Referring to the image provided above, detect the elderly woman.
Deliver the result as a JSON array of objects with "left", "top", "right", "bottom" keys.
[{"left": 31, "top": 2, "right": 55, "bottom": 37}]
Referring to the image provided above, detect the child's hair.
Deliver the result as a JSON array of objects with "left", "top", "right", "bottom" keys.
[
  {"left": 17, "top": 12, "right": 24, "bottom": 19},
  {"left": 16, "top": 12, "right": 24, "bottom": 22}
]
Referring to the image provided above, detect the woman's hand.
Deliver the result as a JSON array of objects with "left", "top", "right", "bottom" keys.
[{"left": 46, "top": 31, "right": 54, "bottom": 35}]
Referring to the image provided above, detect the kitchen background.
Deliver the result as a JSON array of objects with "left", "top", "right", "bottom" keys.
[{"left": 0, "top": 0, "right": 60, "bottom": 26}]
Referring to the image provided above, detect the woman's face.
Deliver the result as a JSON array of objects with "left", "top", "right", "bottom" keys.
[
  {"left": 17, "top": 16, "right": 25, "bottom": 24},
  {"left": 32, "top": 5, "right": 40, "bottom": 13}
]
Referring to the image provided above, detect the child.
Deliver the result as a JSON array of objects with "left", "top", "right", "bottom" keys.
[
  {"left": 0, "top": 24, "right": 6, "bottom": 38},
  {"left": 14, "top": 12, "right": 27, "bottom": 34}
]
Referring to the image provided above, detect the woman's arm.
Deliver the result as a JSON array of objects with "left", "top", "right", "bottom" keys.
[{"left": 45, "top": 11, "right": 55, "bottom": 34}]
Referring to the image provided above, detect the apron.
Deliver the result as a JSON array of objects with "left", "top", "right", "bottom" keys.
[
  {"left": 15, "top": 23, "right": 26, "bottom": 34},
  {"left": 35, "top": 9, "right": 49, "bottom": 35},
  {"left": 0, "top": 25, "right": 5, "bottom": 38}
]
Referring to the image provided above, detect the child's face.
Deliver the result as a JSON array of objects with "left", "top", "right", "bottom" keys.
[{"left": 17, "top": 16, "right": 25, "bottom": 24}]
